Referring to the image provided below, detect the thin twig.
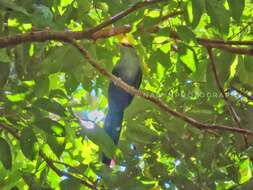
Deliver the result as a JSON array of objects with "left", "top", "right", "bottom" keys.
[
  {"left": 168, "top": 31, "right": 253, "bottom": 55},
  {"left": 231, "top": 86, "right": 253, "bottom": 102},
  {"left": 228, "top": 21, "right": 253, "bottom": 40},
  {"left": 40, "top": 152, "right": 98, "bottom": 190},
  {"left": 207, "top": 48, "right": 249, "bottom": 146},
  {"left": 198, "top": 38, "right": 253, "bottom": 46},
  {"left": 52, "top": 160, "right": 94, "bottom": 182},
  {"left": 84, "top": 0, "right": 164, "bottom": 35}
]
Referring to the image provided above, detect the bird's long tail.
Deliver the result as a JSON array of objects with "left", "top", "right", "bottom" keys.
[{"left": 102, "top": 107, "right": 124, "bottom": 165}]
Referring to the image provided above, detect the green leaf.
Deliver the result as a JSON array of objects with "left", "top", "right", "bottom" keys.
[
  {"left": 227, "top": 0, "right": 245, "bottom": 22},
  {"left": 0, "top": 0, "right": 30, "bottom": 16},
  {"left": 236, "top": 60, "right": 252, "bottom": 87},
  {"left": 77, "top": 0, "right": 91, "bottom": 17},
  {"left": 46, "top": 135, "right": 65, "bottom": 158},
  {"left": 0, "top": 137, "right": 12, "bottom": 170},
  {"left": 244, "top": 56, "right": 253, "bottom": 72},
  {"left": 20, "top": 127, "right": 38, "bottom": 161},
  {"left": 142, "top": 17, "right": 159, "bottom": 28},
  {"left": 34, "top": 75, "right": 49, "bottom": 97},
  {"left": 22, "top": 172, "right": 45, "bottom": 190},
  {"left": 34, "top": 118, "right": 66, "bottom": 137},
  {"left": 65, "top": 73, "right": 79, "bottom": 94},
  {"left": 0, "top": 49, "right": 11, "bottom": 62},
  {"left": 239, "top": 159, "right": 252, "bottom": 184},
  {"left": 10, "top": 186, "right": 19, "bottom": 190},
  {"left": 60, "top": 179, "right": 81, "bottom": 190},
  {"left": 190, "top": 0, "right": 205, "bottom": 28},
  {"left": 179, "top": 47, "right": 197, "bottom": 73},
  {"left": 206, "top": 0, "right": 230, "bottom": 34},
  {"left": 216, "top": 51, "right": 235, "bottom": 84},
  {"left": 31, "top": 4, "right": 53, "bottom": 28},
  {"left": 79, "top": 121, "right": 117, "bottom": 159},
  {"left": 176, "top": 26, "right": 196, "bottom": 43},
  {"left": 34, "top": 98, "right": 66, "bottom": 117},
  {"left": 0, "top": 62, "right": 10, "bottom": 89}
]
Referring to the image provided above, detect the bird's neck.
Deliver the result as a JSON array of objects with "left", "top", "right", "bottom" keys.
[{"left": 120, "top": 47, "right": 140, "bottom": 68}]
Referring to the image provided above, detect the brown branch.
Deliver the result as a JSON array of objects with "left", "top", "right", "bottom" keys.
[
  {"left": 91, "top": 25, "right": 131, "bottom": 40},
  {"left": 207, "top": 48, "right": 249, "bottom": 146},
  {"left": 68, "top": 39, "right": 253, "bottom": 136},
  {"left": 0, "top": 123, "right": 98, "bottom": 190},
  {"left": 198, "top": 38, "right": 253, "bottom": 46},
  {"left": 0, "top": 0, "right": 163, "bottom": 48},
  {"left": 0, "top": 26, "right": 131, "bottom": 48},
  {"left": 200, "top": 42, "right": 253, "bottom": 56}
]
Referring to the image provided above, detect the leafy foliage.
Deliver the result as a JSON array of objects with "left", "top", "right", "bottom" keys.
[{"left": 0, "top": 0, "right": 253, "bottom": 189}]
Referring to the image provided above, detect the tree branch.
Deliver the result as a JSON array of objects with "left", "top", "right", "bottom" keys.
[
  {"left": 231, "top": 86, "right": 253, "bottom": 102},
  {"left": 84, "top": 0, "right": 164, "bottom": 35},
  {"left": 0, "top": 123, "right": 98, "bottom": 190},
  {"left": 200, "top": 42, "right": 253, "bottom": 56},
  {"left": 39, "top": 152, "right": 98, "bottom": 190},
  {"left": 169, "top": 31, "right": 253, "bottom": 56},
  {"left": 0, "top": 26, "right": 132, "bottom": 48},
  {"left": 0, "top": 0, "right": 163, "bottom": 48},
  {"left": 207, "top": 48, "right": 249, "bottom": 146},
  {"left": 68, "top": 39, "right": 253, "bottom": 136}
]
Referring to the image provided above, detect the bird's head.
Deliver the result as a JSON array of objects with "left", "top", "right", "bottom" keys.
[{"left": 117, "top": 34, "right": 136, "bottom": 50}]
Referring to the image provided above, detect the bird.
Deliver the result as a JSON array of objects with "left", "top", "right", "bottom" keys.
[{"left": 102, "top": 42, "right": 142, "bottom": 165}]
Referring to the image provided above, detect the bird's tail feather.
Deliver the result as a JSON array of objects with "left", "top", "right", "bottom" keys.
[{"left": 102, "top": 108, "right": 124, "bottom": 165}]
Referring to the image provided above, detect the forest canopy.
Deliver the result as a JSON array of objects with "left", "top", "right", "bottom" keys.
[{"left": 0, "top": 0, "right": 253, "bottom": 189}]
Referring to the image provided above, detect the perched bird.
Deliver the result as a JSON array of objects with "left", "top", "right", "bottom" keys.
[{"left": 102, "top": 43, "right": 142, "bottom": 165}]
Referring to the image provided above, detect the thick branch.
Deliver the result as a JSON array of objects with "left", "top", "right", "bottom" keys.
[
  {"left": 69, "top": 40, "right": 253, "bottom": 136},
  {"left": 0, "top": 0, "right": 163, "bottom": 48},
  {"left": 0, "top": 26, "right": 131, "bottom": 48}
]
